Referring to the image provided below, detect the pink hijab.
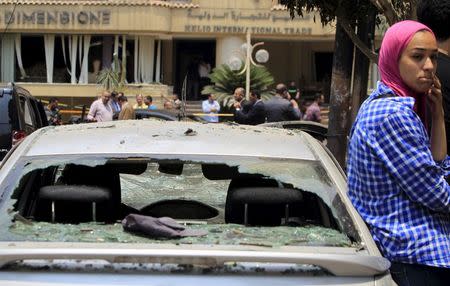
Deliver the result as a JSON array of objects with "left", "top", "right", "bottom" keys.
[{"left": 378, "top": 20, "right": 435, "bottom": 125}]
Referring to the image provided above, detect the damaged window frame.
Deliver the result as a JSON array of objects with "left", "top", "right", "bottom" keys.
[{"left": 0, "top": 153, "right": 361, "bottom": 245}]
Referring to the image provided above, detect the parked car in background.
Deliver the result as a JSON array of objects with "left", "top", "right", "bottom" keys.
[
  {"left": 0, "top": 83, "right": 48, "bottom": 160},
  {"left": 259, "top": 120, "right": 328, "bottom": 143},
  {"left": 135, "top": 109, "right": 207, "bottom": 122},
  {"left": 0, "top": 120, "right": 392, "bottom": 285},
  {"left": 67, "top": 109, "right": 207, "bottom": 125}
]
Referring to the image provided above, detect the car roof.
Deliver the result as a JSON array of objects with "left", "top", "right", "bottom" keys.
[{"left": 22, "top": 120, "right": 319, "bottom": 160}]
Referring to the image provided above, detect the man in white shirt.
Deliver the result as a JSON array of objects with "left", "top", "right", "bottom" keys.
[
  {"left": 202, "top": 94, "right": 220, "bottom": 123},
  {"left": 87, "top": 91, "right": 113, "bottom": 122}
]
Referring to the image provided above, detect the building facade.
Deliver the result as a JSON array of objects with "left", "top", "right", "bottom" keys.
[{"left": 0, "top": 0, "right": 338, "bottom": 108}]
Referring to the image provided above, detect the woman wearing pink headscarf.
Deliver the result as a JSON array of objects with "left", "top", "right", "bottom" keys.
[{"left": 347, "top": 20, "right": 450, "bottom": 285}]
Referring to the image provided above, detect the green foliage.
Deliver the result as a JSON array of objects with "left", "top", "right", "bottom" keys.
[
  {"left": 96, "top": 53, "right": 124, "bottom": 91},
  {"left": 202, "top": 64, "right": 274, "bottom": 107},
  {"left": 280, "top": 0, "right": 412, "bottom": 27},
  {"left": 96, "top": 68, "right": 120, "bottom": 91}
]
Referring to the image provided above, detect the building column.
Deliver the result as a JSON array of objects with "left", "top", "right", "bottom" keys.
[
  {"left": 155, "top": 40, "right": 162, "bottom": 82},
  {"left": 215, "top": 36, "right": 245, "bottom": 66}
]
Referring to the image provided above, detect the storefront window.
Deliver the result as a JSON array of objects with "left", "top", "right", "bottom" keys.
[
  {"left": 10, "top": 35, "right": 110, "bottom": 84},
  {"left": 15, "top": 36, "right": 47, "bottom": 83},
  {"left": 12, "top": 34, "right": 162, "bottom": 85}
]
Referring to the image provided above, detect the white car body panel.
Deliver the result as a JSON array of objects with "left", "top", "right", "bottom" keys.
[{"left": 0, "top": 121, "right": 393, "bottom": 285}]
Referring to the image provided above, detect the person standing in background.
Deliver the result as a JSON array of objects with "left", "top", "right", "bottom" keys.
[
  {"left": 287, "top": 81, "right": 301, "bottom": 101},
  {"left": 87, "top": 91, "right": 113, "bottom": 122},
  {"left": 44, "top": 98, "right": 62, "bottom": 125},
  {"left": 133, "top": 94, "right": 148, "bottom": 109},
  {"left": 265, "top": 83, "right": 301, "bottom": 122},
  {"left": 118, "top": 95, "right": 135, "bottom": 120},
  {"left": 234, "top": 90, "right": 266, "bottom": 125},
  {"left": 144, "top": 96, "right": 157, "bottom": 110},
  {"left": 110, "top": 91, "right": 121, "bottom": 120},
  {"left": 232, "top": 87, "right": 249, "bottom": 113},
  {"left": 202, "top": 94, "right": 220, "bottom": 123},
  {"left": 303, "top": 93, "right": 324, "bottom": 123}
]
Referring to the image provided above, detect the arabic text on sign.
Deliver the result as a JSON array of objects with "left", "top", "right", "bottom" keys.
[{"left": 187, "top": 10, "right": 310, "bottom": 22}]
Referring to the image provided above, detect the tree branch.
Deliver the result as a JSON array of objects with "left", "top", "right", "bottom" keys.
[
  {"left": 338, "top": 17, "right": 379, "bottom": 63},
  {"left": 407, "top": 0, "right": 417, "bottom": 20},
  {"left": 369, "top": 0, "right": 400, "bottom": 25}
]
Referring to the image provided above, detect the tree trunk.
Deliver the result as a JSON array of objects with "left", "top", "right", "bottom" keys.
[
  {"left": 351, "top": 10, "right": 376, "bottom": 123},
  {"left": 102, "top": 36, "right": 113, "bottom": 69},
  {"left": 327, "top": 19, "right": 354, "bottom": 169}
]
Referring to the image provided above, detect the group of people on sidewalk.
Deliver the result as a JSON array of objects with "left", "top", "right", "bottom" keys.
[
  {"left": 86, "top": 91, "right": 128, "bottom": 122},
  {"left": 86, "top": 91, "right": 182, "bottom": 123},
  {"left": 202, "top": 83, "right": 324, "bottom": 124},
  {"left": 347, "top": 1, "right": 450, "bottom": 285}
]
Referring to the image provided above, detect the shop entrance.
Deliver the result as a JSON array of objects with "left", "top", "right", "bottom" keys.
[{"left": 173, "top": 40, "right": 216, "bottom": 101}]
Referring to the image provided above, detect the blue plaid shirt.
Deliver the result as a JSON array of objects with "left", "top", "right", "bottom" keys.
[{"left": 348, "top": 82, "right": 450, "bottom": 268}]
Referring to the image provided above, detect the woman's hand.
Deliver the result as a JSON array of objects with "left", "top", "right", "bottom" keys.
[
  {"left": 427, "top": 73, "right": 444, "bottom": 119},
  {"left": 428, "top": 73, "right": 447, "bottom": 161}
]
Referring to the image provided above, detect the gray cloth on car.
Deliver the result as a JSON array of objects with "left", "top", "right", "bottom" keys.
[{"left": 122, "top": 214, "right": 207, "bottom": 238}]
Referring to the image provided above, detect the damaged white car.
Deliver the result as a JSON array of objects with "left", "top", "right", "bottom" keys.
[{"left": 0, "top": 120, "right": 393, "bottom": 285}]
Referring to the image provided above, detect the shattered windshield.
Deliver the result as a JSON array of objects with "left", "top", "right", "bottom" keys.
[{"left": 0, "top": 154, "right": 359, "bottom": 248}]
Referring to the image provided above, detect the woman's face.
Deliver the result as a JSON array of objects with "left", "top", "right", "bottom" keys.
[{"left": 399, "top": 31, "right": 438, "bottom": 93}]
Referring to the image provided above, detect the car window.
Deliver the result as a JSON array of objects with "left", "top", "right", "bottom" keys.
[
  {"left": 0, "top": 93, "right": 14, "bottom": 124},
  {"left": 28, "top": 98, "right": 45, "bottom": 128},
  {"left": 0, "top": 94, "right": 12, "bottom": 124},
  {"left": 19, "top": 97, "right": 35, "bottom": 128},
  {"left": 0, "top": 154, "right": 359, "bottom": 250}
]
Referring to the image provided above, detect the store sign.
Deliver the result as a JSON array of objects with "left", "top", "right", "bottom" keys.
[
  {"left": 184, "top": 10, "right": 314, "bottom": 35},
  {"left": 187, "top": 10, "right": 311, "bottom": 22},
  {"left": 184, "top": 25, "right": 312, "bottom": 35},
  {"left": 2, "top": 10, "right": 111, "bottom": 26}
]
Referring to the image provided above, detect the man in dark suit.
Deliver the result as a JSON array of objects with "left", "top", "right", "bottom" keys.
[
  {"left": 231, "top": 87, "right": 250, "bottom": 114},
  {"left": 265, "top": 83, "right": 301, "bottom": 122},
  {"left": 110, "top": 91, "right": 121, "bottom": 120},
  {"left": 234, "top": 90, "right": 266, "bottom": 125}
]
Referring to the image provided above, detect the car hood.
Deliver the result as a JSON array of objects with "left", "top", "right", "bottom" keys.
[{"left": 0, "top": 242, "right": 390, "bottom": 277}]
